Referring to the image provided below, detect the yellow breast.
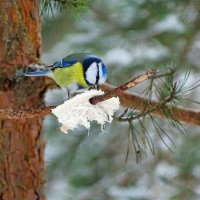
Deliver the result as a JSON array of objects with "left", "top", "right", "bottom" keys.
[{"left": 53, "top": 62, "right": 88, "bottom": 88}]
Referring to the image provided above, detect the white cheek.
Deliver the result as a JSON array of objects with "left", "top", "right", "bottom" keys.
[
  {"left": 85, "top": 62, "right": 98, "bottom": 84},
  {"left": 98, "top": 64, "right": 107, "bottom": 84}
]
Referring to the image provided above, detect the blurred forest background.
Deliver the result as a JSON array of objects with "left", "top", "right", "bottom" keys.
[{"left": 41, "top": 0, "right": 200, "bottom": 199}]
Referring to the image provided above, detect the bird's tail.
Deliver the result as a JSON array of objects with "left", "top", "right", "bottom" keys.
[
  {"left": 15, "top": 63, "right": 52, "bottom": 77},
  {"left": 23, "top": 64, "right": 51, "bottom": 77},
  {"left": 24, "top": 69, "right": 50, "bottom": 77}
]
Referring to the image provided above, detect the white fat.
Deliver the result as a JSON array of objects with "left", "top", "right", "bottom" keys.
[
  {"left": 85, "top": 62, "right": 98, "bottom": 84},
  {"left": 52, "top": 89, "right": 120, "bottom": 134}
]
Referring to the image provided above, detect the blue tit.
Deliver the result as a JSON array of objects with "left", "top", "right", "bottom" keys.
[{"left": 24, "top": 53, "right": 107, "bottom": 90}]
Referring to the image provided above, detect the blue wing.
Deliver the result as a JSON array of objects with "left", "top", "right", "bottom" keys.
[
  {"left": 25, "top": 53, "right": 88, "bottom": 77},
  {"left": 49, "top": 53, "right": 93, "bottom": 70},
  {"left": 50, "top": 59, "right": 77, "bottom": 70},
  {"left": 24, "top": 58, "right": 77, "bottom": 77}
]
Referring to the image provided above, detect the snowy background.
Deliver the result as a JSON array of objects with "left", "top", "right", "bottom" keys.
[{"left": 41, "top": 1, "right": 200, "bottom": 199}]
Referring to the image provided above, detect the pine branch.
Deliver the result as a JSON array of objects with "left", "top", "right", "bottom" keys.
[
  {"left": 0, "top": 86, "right": 199, "bottom": 125},
  {"left": 101, "top": 84, "right": 200, "bottom": 126},
  {"left": 118, "top": 81, "right": 177, "bottom": 121}
]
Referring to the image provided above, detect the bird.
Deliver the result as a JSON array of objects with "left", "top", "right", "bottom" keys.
[{"left": 24, "top": 53, "right": 107, "bottom": 93}]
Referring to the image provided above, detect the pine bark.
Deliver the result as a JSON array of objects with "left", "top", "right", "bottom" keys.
[{"left": 0, "top": 1, "right": 46, "bottom": 199}]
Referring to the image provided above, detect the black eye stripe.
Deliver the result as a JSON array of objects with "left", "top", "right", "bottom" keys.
[{"left": 95, "top": 63, "right": 100, "bottom": 85}]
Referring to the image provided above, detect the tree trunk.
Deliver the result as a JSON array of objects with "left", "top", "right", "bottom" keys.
[{"left": 0, "top": 1, "right": 46, "bottom": 199}]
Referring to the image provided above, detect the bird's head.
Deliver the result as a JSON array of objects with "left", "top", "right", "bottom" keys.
[{"left": 83, "top": 55, "right": 107, "bottom": 86}]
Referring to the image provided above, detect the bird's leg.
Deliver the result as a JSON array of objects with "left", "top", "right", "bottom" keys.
[
  {"left": 70, "top": 88, "right": 87, "bottom": 97},
  {"left": 65, "top": 88, "right": 71, "bottom": 99},
  {"left": 91, "top": 85, "right": 99, "bottom": 90}
]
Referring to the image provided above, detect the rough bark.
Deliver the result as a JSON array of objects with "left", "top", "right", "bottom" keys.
[{"left": 0, "top": 1, "right": 46, "bottom": 199}]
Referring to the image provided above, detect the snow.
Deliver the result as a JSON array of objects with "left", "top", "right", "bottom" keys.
[
  {"left": 109, "top": 186, "right": 154, "bottom": 200},
  {"left": 152, "top": 15, "right": 185, "bottom": 33},
  {"left": 104, "top": 48, "right": 133, "bottom": 65},
  {"left": 155, "top": 162, "right": 179, "bottom": 178}
]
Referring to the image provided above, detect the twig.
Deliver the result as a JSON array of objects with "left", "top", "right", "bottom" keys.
[{"left": 89, "top": 70, "right": 156, "bottom": 105}]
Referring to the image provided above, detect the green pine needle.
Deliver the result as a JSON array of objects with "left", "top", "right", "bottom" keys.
[
  {"left": 39, "top": 0, "right": 90, "bottom": 16},
  {"left": 116, "top": 69, "right": 200, "bottom": 161}
]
